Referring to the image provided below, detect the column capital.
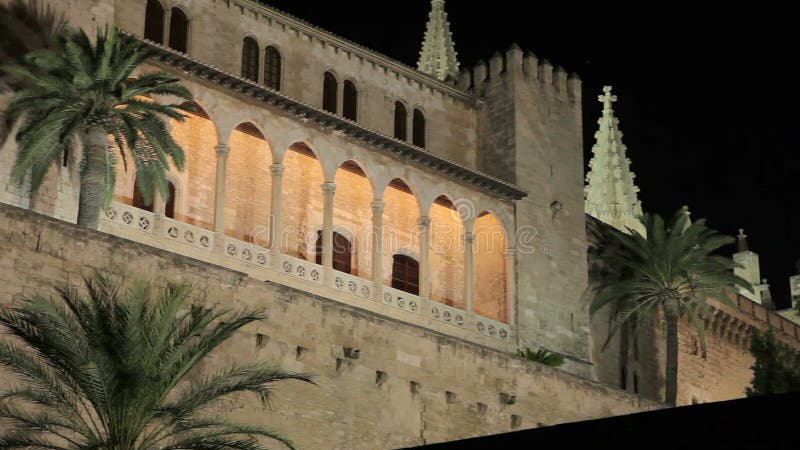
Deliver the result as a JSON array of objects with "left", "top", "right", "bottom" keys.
[
  {"left": 215, "top": 144, "right": 230, "bottom": 157},
  {"left": 371, "top": 199, "right": 386, "bottom": 211},
  {"left": 322, "top": 181, "right": 336, "bottom": 195},
  {"left": 269, "top": 163, "right": 285, "bottom": 176},
  {"left": 418, "top": 215, "right": 431, "bottom": 228}
]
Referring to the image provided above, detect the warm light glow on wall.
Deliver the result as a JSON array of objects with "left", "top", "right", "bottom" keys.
[
  {"left": 281, "top": 145, "right": 324, "bottom": 259},
  {"left": 224, "top": 124, "right": 272, "bottom": 246},
  {"left": 474, "top": 212, "right": 508, "bottom": 322}
]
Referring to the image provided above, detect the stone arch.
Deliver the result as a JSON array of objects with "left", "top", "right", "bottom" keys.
[
  {"left": 473, "top": 211, "right": 509, "bottom": 323},
  {"left": 240, "top": 34, "right": 261, "bottom": 82},
  {"left": 393, "top": 99, "right": 409, "bottom": 141},
  {"left": 167, "top": 4, "right": 190, "bottom": 53},
  {"left": 428, "top": 194, "right": 465, "bottom": 309},
  {"left": 143, "top": 0, "right": 165, "bottom": 44},
  {"left": 322, "top": 70, "right": 338, "bottom": 114},
  {"left": 280, "top": 142, "right": 325, "bottom": 260},
  {"left": 263, "top": 44, "right": 283, "bottom": 91},
  {"left": 223, "top": 118, "right": 276, "bottom": 161},
  {"left": 342, "top": 78, "right": 359, "bottom": 121},
  {"left": 382, "top": 178, "right": 423, "bottom": 290},
  {"left": 330, "top": 156, "right": 377, "bottom": 196},
  {"left": 223, "top": 121, "right": 274, "bottom": 246},
  {"left": 168, "top": 100, "right": 218, "bottom": 230},
  {"left": 333, "top": 160, "right": 374, "bottom": 279}
]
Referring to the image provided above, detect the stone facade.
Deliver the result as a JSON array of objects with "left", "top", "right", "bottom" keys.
[
  {"left": 0, "top": 0, "right": 594, "bottom": 372},
  {"left": 0, "top": 203, "right": 659, "bottom": 448},
  {"left": 7, "top": 0, "right": 792, "bottom": 444}
]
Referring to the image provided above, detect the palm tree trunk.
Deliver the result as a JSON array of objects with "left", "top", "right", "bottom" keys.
[
  {"left": 664, "top": 296, "right": 680, "bottom": 406},
  {"left": 77, "top": 125, "right": 107, "bottom": 228}
]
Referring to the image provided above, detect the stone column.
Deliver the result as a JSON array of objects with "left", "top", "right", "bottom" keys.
[
  {"left": 464, "top": 230, "right": 475, "bottom": 313},
  {"left": 336, "top": 81, "right": 344, "bottom": 115},
  {"left": 406, "top": 111, "right": 413, "bottom": 142},
  {"left": 371, "top": 199, "right": 385, "bottom": 301},
  {"left": 418, "top": 216, "right": 431, "bottom": 300},
  {"left": 213, "top": 144, "right": 229, "bottom": 234},
  {"left": 268, "top": 163, "right": 285, "bottom": 264},
  {"left": 162, "top": 9, "right": 171, "bottom": 46},
  {"left": 506, "top": 247, "right": 517, "bottom": 331},
  {"left": 321, "top": 182, "right": 336, "bottom": 286}
]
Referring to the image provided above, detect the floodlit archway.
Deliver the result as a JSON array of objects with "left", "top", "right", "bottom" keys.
[
  {"left": 224, "top": 122, "right": 272, "bottom": 246},
  {"left": 473, "top": 211, "right": 508, "bottom": 322},
  {"left": 429, "top": 195, "right": 465, "bottom": 308},
  {"left": 382, "top": 178, "right": 422, "bottom": 292},
  {"left": 332, "top": 160, "right": 373, "bottom": 278},
  {"left": 169, "top": 101, "right": 217, "bottom": 230},
  {"left": 280, "top": 142, "right": 324, "bottom": 260}
]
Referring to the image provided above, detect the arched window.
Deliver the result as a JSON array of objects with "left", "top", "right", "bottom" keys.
[
  {"left": 165, "top": 182, "right": 176, "bottom": 219},
  {"left": 168, "top": 7, "right": 189, "bottom": 53},
  {"left": 241, "top": 37, "right": 259, "bottom": 82},
  {"left": 144, "top": 0, "right": 164, "bottom": 44},
  {"left": 343, "top": 80, "right": 358, "bottom": 121},
  {"left": 132, "top": 176, "right": 154, "bottom": 213},
  {"left": 264, "top": 46, "right": 281, "bottom": 91},
  {"left": 392, "top": 254, "right": 419, "bottom": 295},
  {"left": 322, "top": 71, "right": 338, "bottom": 114},
  {"left": 315, "top": 230, "right": 352, "bottom": 274},
  {"left": 394, "top": 101, "right": 407, "bottom": 140},
  {"left": 413, "top": 108, "right": 426, "bottom": 148}
]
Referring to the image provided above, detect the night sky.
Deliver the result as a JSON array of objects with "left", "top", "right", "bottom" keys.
[{"left": 259, "top": 1, "right": 798, "bottom": 307}]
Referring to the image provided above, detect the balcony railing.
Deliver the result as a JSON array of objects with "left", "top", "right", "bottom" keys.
[{"left": 99, "top": 201, "right": 513, "bottom": 348}]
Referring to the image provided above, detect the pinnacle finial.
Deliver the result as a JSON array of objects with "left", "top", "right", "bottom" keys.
[
  {"left": 417, "top": 0, "right": 460, "bottom": 81},
  {"left": 599, "top": 85, "right": 617, "bottom": 113},
  {"left": 585, "top": 85, "right": 644, "bottom": 236},
  {"left": 737, "top": 228, "right": 750, "bottom": 253}
]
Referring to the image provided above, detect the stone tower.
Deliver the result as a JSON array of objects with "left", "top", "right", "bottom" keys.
[
  {"left": 584, "top": 86, "right": 645, "bottom": 236},
  {"left": 417, "top": 0, "right": 460, "bottom": 81},
  {"left": 465, "top": 46, "right": 591, "bottom": 376}
]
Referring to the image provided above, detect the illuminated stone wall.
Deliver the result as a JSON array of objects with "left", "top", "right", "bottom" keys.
[{"left": 0, "top": 203, "right": 660, "bottom": 449}]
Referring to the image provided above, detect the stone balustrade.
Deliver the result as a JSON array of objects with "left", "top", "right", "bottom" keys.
[{"left": 99, "top": 201, "right": 514, "bottom": 349}]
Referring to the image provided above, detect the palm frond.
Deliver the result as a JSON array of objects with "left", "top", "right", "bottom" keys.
[
  {"left": 0, "top": 273, "right": 311, "bottom": 448},
  {"left": 1, "top": 25, "right": 192, "bottom": 222}
]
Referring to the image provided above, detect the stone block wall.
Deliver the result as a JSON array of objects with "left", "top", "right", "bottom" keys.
[
  {"left": 0, "top": 203, "right": 659, "bottom": 449},
  {"left": 468, "top": 47, "right": 590, "bottom": 375}
]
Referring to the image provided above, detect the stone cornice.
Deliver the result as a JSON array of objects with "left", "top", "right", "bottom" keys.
[
  {"left": 234, "top": 0, "right": 476, "bottom": 106},
  {"left": 130, "top": 34, "right": 527, "bottom": 201}
]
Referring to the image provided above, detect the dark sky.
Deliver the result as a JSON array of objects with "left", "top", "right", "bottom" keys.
[{"left": 259, "top": 1, "right": 798, "bottom": 307}]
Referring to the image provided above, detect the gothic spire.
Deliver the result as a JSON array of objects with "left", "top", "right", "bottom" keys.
[
  {"left": 584, "top": 86, "right": 645, "bottom": 235},
  {"left": 417, "top": 0, "right": 460, "bottom": 81}
]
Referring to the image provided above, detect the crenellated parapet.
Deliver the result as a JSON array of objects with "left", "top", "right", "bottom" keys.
[
  {"left": 457, "top": 44, "right": 582, "bottom": 107},
  {"left": 684, "top": 294, "right": 800, "bottom": 355}
]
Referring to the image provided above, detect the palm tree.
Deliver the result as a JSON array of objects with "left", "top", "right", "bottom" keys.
[
  {"left": 0, "top": 0, "right": 66, "bottom": 144},
  {"left": 0, "top": 272, "right": 314, "bottom": 449},
  {"left": 1, "top": 25, "right": 191, "bottom": 228},
  {"left": 517, "top": 347, "right": 565, "bottom": 368},
  {"left": 590, "top": 208, "right": 752, "bottom": 405}
]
